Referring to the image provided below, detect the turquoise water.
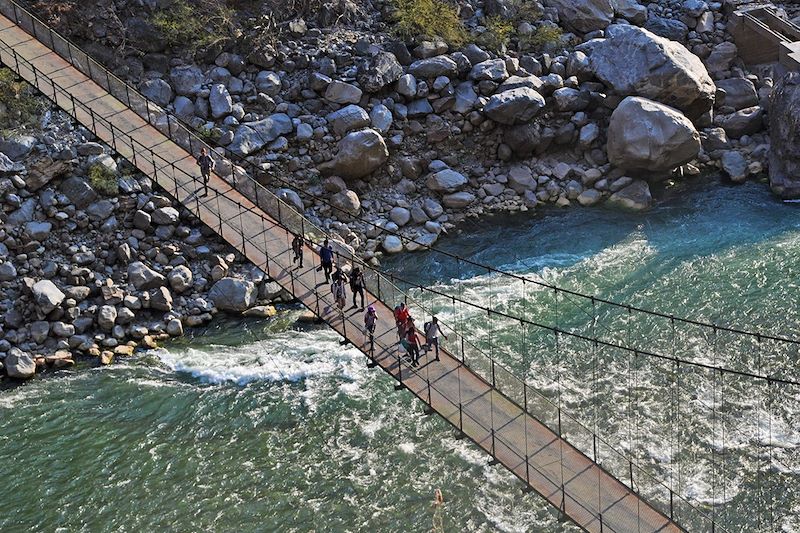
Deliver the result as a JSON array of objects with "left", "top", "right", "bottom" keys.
[{"left": 3, "top": 178, "right": 800, "bottom": 532}]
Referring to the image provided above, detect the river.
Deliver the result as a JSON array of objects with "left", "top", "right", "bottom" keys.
[{"left": 2, "top": 178, "right": 800, "bottom": 532}]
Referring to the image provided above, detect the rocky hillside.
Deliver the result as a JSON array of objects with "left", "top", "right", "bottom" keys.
[{"left": 19, "top": 0, "right": 778, "bottom": 259}]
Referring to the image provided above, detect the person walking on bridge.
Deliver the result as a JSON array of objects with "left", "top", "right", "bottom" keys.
[
  {"left": 364, "top": 305, "right": 377, "bottom": 353},
  {"left": 331, "top": 266, "right": 348, "bottom": 311},
  {"left": 423, "top": 316, "right": 447, "bottom": 361},
  {"left": 318, "top": 239, "right": 334, "bottom": 282},
  {"left": 350, "top": 266, "right": 365, "bottom": 310},
  {"left": 196, "top": 147, "right": 215, "bottom": 197},
  {"left": 291, "top": 234, "right": 304, "bottom": 268},
  {"left": 394, "top": 302, "right": 409, "bottom": 341},
  {"left": 404, "top": 317, "right": 423, "bottom": 366}
]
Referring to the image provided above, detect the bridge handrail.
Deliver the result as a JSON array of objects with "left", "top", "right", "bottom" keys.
[
  {"left": 2, "top": 0, "right": 798, "bottom": 354},
  {"left": 0, "top": 13, "right": 726, "bottom": 531}
]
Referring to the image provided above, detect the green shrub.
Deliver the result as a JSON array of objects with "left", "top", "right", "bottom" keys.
[
  {"left": 89, "top": 163, "right": 119, "bottom": 196},
  {"left": 520, "top": 24, "right": 564, "bottom": 51},
  {"left": 392, "top": 0, "right": 467, "bottom": 47},
  {"left": 0, "top": 68, "right": 45, "bottom": 131},
  {"left": 151, "top": 0, "right": 234, "bottom": 51},
  {"left": 480, "top": 16, "right": 514, "bottom": 52}
]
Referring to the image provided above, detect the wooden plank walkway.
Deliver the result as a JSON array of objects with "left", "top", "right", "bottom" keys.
[{"left": 0, "top": 9, "right": 685, "bottom": 532}]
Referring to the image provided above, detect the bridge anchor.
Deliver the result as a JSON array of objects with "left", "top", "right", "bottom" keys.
[
  {"left": 394, "top": 383, "right": 406, "bottom": 391},
  {"left": 423, "top": 407, "right": 435, "bottom": 416},
  {"left": 488, "top": 458, "right": 500, "bottom": 466}
]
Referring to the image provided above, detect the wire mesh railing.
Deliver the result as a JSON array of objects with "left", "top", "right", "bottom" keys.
[{"left": 0, "top": 5, "right": 790, "bottom": 531}]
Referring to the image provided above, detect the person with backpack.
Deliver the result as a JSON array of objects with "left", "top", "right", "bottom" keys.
[
  {"left": 291, "top": 234, "right": 304, "bottom": 268},
  {"left": 350, "top": 266, "right": 365, "bottom": 310},
  {"left": 404, "top": 317, "right": 423, "bottom": 366},
  {"left": 331, "top": 266, "right": 348, "bottom": 310},
  {"left": 196, "top": 147, "right": 215, "bottom": 197},
  {"left": 318, "top": 239, "right": 334, "bottom": 282},
  {"left": 364, "top": 305, "right": 377, "bottom": 352},
  {"left": 423, "top": 316, "right": 447, "bottom": 361}
]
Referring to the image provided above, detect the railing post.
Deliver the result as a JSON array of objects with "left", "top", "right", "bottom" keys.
[
  {"left": 109, "top": 123, "right": 118, "bottom": 151},
  {"left": 629, "top": 461, "right": 634, "bottom": 492}
]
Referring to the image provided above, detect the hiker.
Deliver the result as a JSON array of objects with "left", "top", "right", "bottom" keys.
[
  {"left": 404, "top": 317, "right": 423, "bottom": 366},
  {"left": 196, "top": 147, "right": 215, "bottom": 197},
  {"left": 423, "top": 316, "right": 447, "bottom": 361},
  {"left": 318, "top": 239, "right": 334, "bottom": 281},
  {"left": 394, "top": 302, "right": 409, "bottom": 341},
  {"left": 291, "top": 234, "right": 304, "bottom": 268},
  {"left": 350, "top": 266, "right": 365, "bottom": 310},
  {"left": 364, "top": 305, "right": 377, "bottom": 349},
  {"left": 333, "top": 278, "right": 347, "bottom": 310}
]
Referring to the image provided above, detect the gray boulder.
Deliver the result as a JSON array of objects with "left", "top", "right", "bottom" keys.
[
  {"left": 588, "top": 25, "right": 716, "bottom": 119},
  {"left": 644, "top": 16, "right": 688, "bottom": 41},
  {"left": 168, "top": 265, "right": 193, "bottom": 293},
  {"left": 229, "top": 114, "right": 293, "bottom": 156},
  {"left": 0, "top": 152, "right": 23, "bottom": 174},
  {"left": 715, "top": 107, "right": 763, "bottom": 138},
  {"left": 25, "top": 221, "right": 52, "bottom": 241},
  {"left": 358, "top": 52, "right": 403, "bottom": 92},
  {"left": 319, "top": 129, "right": 389, "bottom": 180},
  {"left": 720, "top": 151, "right": 748, "bottom": 183},
  {"left": 769, "top": 73, "right": 800, "bottom": 198},
  {"left": 60, "top": 177, "right": 98, "bottom": 209},
  {"left": 169, "top": 65, "right": 204, "bottom": 96},
  {"left": 32, "top": 279, "right": 65, "bottom": 315},
  {"left": 330, "top": 189, "right": 362, "bottom": 217},
  {"left": 151, "top": 206, "right": 179, "bottom": 225},
  {"left": 5, "top": 348, "right": 35, "bottom": 379},
  {"left": 442, "top": 191, "right": 476, "bottom": 208},
  {"left": 209, "top": 277, "right": 257, "bottom": 312},
  {"left": 427, "top": 169, "right": 468, "bottom": 192},
  {"left": 607, "top": 97, "right": 700, "bottom": 174},
  {"left": 276, "top": 188, "right": 304, "bottom": 212},
  {"left": 553, "top": 87, "right": 591, "bottom": 111},
  {"left": 408, "top": 56, "right": 459, "bottom": 79},
  {"left": 483, "top": 88, "right": 546, "bottom": 125},
  {"left": 705, "top": 42, "right": 738, "bottom": 74},
  {"left": 325, "top": 80, "right": 363, "bottom": 104},
  {"left": 209, "top": 84, "right": 233, "bottom": 119},
  {"left": 0, "top": 262, "right": 16, "bottom": 282},
  {"left": 128, "top": 261, "right": 167, "bottom": 290},
  {"left": 97, "top": 305, "right": 117, "bottom": 332},
  {"left": 255, "top": 71, "right": 281, "bottom": 95},
  {"left": 607, "top": 180, "right": 652, "bottom": 210},
  {"left": 326, "top": 105, "right": 370, "bottom": 137},
  {"left": 545, "top": 0, "right": 615, "bottom": 33},
  {"left": 139, "top": 78, "right": 173, "bottom": 107},
  {"left": 614, "top": 0, "right": 647, "bottom": 24},
  {"left": 469, "top": 59, "right": 509, "bottom": 82},
  {"left": 716, "top": 78, "right": 758, "bottom": 111},
  {"left": 0, "top": 135, "right": 35, "bottom": 160}
]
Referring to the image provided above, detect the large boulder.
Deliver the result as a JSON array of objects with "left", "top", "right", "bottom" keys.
[
  {"left": 607, "top": 180, "right": 652, "bottom": 210},
  {"left": 607, "top": 97, "right": 701, "bottom": 174},
  {"left": 60, "top": 177, "right": 97, "bottom": 209},
  {"left": 769, "top": 73, "right": 800, "bottom": 198},
  {"left": 139, "top": 78, "right": 173, "bottom": 107},
  {"left": 408, "top": 56, "right": 459, "bottom": 79},
  {"left": 587, "top": 25, "right": 716, "bottom": 119},
  {"left": 427, "top": 169, "right": 468, "bottom": 192},
  {"left": 229, "top": 114, "right": 293, "bottom": 156},
  {"left": 483, "top": 88, "right": 546, "bottom": 125},
  {"left": 325, "top": 80, "right": 363, "bottom": 104},
  {"left": 318, "top": 129, "right": 388, "bottom": 180},
  {"left": 330, "top": 189, "right": 362, "bottom": 217},
  {"left": 716, "top": 78, "right": 758, "bottom": 111},
  {"left": 0, "top": 135, "right": 35, "bottom": 160},
  {"left": 168, "top": 265, "right": 193, "bottom": 293},
  {"left": 715, "top": 107, "right": 763, "bottom": 138},
  {"left": 32, "top": 280, "right": 65, "bottom": 315},
  {"left": 326, "top": 105, "right": 370, "bottom": 137},
  {"left": 357, "top": 52, "right": 403, "bottom": 92},
  {"left": 209, "top": 84, "right": 233, "bottom": 118},
  {"left": 5, "top": 348, "right": 35, "bottom": 379},
  {"left": 169, "top": 65, "right": 204, "bottom": 96},
  {"left": 545, "top": 0, "right": 615, "bottom": 33},
  {"left": 209, "top": 277, "right": 257, "bottom": 312},
  {"left": 128, "top": 261, "right": 167, "bottom": 290}
]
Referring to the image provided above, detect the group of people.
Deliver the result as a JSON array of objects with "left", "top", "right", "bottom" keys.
[
  {"left": 289, "top": 233, "right": 449, "bottom": 366},
  {"left": 392, "top": 303, "right": 447, "bottom": 366}
]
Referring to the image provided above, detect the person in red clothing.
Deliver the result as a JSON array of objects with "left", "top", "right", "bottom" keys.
[
  {"left": 405, "top": 317, "right": 423, "bottom": 366},
  {"left": 394, "top": 302, "right": 409, "bottom": 341}
]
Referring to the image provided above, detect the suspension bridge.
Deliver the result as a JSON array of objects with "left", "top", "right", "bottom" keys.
[{"left": 1, "top": 1, "right": 797, "bottom": 530}]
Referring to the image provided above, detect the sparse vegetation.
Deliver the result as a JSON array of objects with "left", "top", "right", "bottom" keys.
[
  {"left": 480, "top": 16, "right": 514, "bottom": 53},
  {"left": 89, "top": 163, "right": 119, "bottom": 196},
  {"left": 520, "top": 24, "right": 564, "bottom": 52},
  {"left": 392, "top": 0, "right": 467, "bottom": 47},
  {"left": 0, "top": 68, "right": 45, "bottom": 131},
  {"left": 151, "top": 0, "right": 235, "bottom": 51}
]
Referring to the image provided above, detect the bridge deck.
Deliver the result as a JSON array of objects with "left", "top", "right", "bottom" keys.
[{"left": 0, "top": 10, "right": 682, "bottom": 532}]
